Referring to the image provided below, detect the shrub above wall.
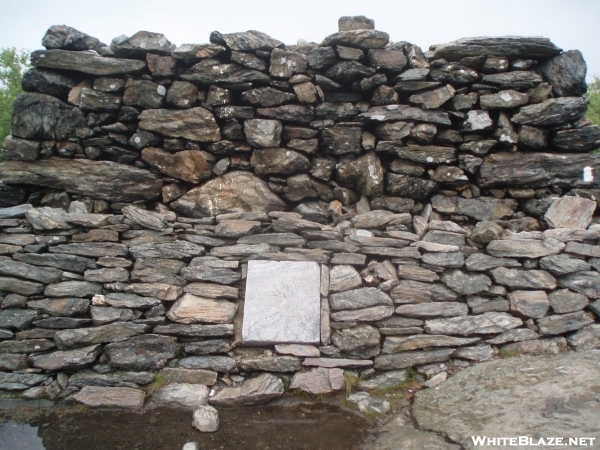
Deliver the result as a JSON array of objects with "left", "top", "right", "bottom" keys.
[{"left": 0, "top": 16, "right": 599, "bottom": 403}]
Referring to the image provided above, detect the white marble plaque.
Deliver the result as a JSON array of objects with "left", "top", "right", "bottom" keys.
[{"left": 242, "top": 260, "right": 321, "bottom": 344}]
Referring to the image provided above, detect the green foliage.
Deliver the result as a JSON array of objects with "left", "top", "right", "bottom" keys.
[
  {"left": 586, "top": 76, "right": 600, "bottom": 127},
  {"left": 0, "top": 48, "right": 29, "bottom": 145},
  {"left": 146, "top": 373, "right": 167, "bottom": 394}
]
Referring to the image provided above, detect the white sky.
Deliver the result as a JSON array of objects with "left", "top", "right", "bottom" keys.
[{"left": 0, "top": 0, "right": 598, "bottom": 81}]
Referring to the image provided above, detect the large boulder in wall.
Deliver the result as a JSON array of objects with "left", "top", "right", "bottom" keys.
[{"left": 171, "top": 171, "right": 286, "bottom": 217}]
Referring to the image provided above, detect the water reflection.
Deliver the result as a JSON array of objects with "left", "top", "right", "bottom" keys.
[{"left": 0, "top": 422, "right": 45, "bottom": 450}]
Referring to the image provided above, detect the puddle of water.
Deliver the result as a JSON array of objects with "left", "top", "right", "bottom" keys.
[
  {"left": 0, "top": 404, "right": 368, "bottom": 450},
  {"left": 0, "top": 422, "right": 44, "bottom": 450}
]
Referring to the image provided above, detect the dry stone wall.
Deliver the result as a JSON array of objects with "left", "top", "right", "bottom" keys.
[{"left": 0, "top": 16, "right": 600, "bottom": 404}]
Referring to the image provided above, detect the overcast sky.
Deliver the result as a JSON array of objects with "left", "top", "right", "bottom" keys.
[{"left": 0, "top": 0, "right": 598, "bottom": 80}]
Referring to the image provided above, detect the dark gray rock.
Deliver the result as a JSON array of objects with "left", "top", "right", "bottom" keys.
[
  {"left": 325, "top": 61, "right": 375, "bottom": 83},
  {"left": 548, "top": 289, "right": 589, "bottom": 314},
  {"left": 0, "top": 158, "right": 162, "bottom": 202},
  {"left": 537, "top": 311, "right": 595, "bottom": 335},
  {"left": 30, "top": 344, "right": 101, "bottom": 371},
  {"left": 395, "top": 302, "right": 468, "bottom": 318},
  {"left": 321, "top": 127, "right": 362, "bottom": 155},
  {"left": 28, "top": 298, "right": 89, "bottom": 317},
  {"left": 0, "top": 260, "right": 62, "bottom": 284},
  {"left": 0, "top": 277, "right": 44, "bottom": 296},
  {"left": 31, "top": 50, "right": 146, "bottom": 76},
  {"left": 211, "top": 30, "right": 283, "bottom": 51},
  {"left": 383, "top": 335, "right": 480, "bottom": 353},
  {"left": 0, "top": 309, "right": 39, "bottom": 330},
  {"left": 105, "top": 293, "right": 162, "bottom": 309},
  {"left": 42, "top": 25, "right": 102, "bottom": 51},
  {"left": 105, "top": 335, "right": 178, "bottom": 370},
  {"left": 429, "top": 37, "right": 561, "bottom": 61},
  {"left": 138, "top": 107, "right": 220, "bottom": 142},
  {"left": 567, "top": 325, "right": 600, "bottom": 351},
  {"left": 1, "top": 136, "right": 39, "bottom": 161},
  {"left": 540, "top": 255, "right": 590, "bottom": 276},
  {"left": 540, "top": 50, "right": 587, "bottom": 97},
  {"left": 441, "top": 270, "right": 491, "bottom": 295},
  {"left": 431, "top": 195, "right": 517, "bottom": 221},
  {"left": 551, "top": 126, "right": 600, "bottom": 152},
  {"left": 111, "top": 31, "right": 172, "bottom": 58},
  {"left": 465, "top": 253, "right": 521, "bottom": 272},
  {"left": 179, "top": 355, "right": 236, "bottom": 372},
  {"left": 257, "top": 105, "right": 314, "bottom": 124},
  {"left": 385, "top": 174, "right": 437, "bottom": 200},
  {"left": 238, "top": 356, "right": 301, "bottom": 372},
  {"left": 55, "top": 322, "right": 148, "bottom": 349},
  {"left": 321, "top": 30, "right": 389, "bottom": 49},
  {"left": 153, "top": 324, "right": 234, "bottom": 337},
  {"left": 181, "top": 62, "right": 270, "bottom": 85},
  {"left": 250, "top": 148, "right": 309, "bottom": 176},
  {"left": 511, "top": 97, "right": 588, "bottom": 127},
  {"left": 21, "top": 67, "right": 80, "bottom": 100},
  {"left": 481, "top": 71, "right": 542, "bottom": 89},
  {"left": 479, "top": 151, "right": 600, "bottom": 188},
  {"left": 558, "top": 271, "right": 600, "bottom": 299},
  {"left": 336, "top": 152, "right": 384, "bottom": 197},
  {"left": 241, "top": 87, "right": 295, "bottom": 107},
  {"left": 429, "top": 64, "right": 479, "bottom": 86},
  {"left": 357, "top": 105, "right": 451, "bottom": 126}
]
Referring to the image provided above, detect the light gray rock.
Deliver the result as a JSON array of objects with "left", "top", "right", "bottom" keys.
[
  {"left": 192, "top": 405, "right": 219, "bottom": 433},
  {"left": 54, "top": 322, "right": 147, "bottom": 349},
  {"left": 491, "top": 267, "right": 556, "bottom": 290},
  {"left": 383, "top": 335, "right": 479, "bottom": 353},
  {"left": 331, "top": 324, "right": 381, "bottom": 358},
  {"left": 558, "top": 271, "right": 600, "bottom": 299},
  {"left": 539, "top": 255, "right": 590, "bottom": 276},
  {"left": 390, "top": 281, "right": 458, "bottom": 304},
  {"left": 72, "top": 386, "right": 145, "bottom": 409},
  {"left": 153, "top": 383, "right": 208, "bottom": 408},
  {"left": 328, "top": 265, "right": 362, "bottom": 293},
  {"left": 485, "top": 328, "right": 540, "bottom": 345},
  {"left": 508, "top": 290, "right": 550, "bottom": 319},
  {"left": 431, "top": 195, "right": 518, "bottom": 221},
  {"left": 548, "top": 289, "right": 589, "bottom": 313},
  {"left": 464, "top": 253, "right": 521, "bottom": 272},
  {"left": 179, "top": 356, "right": 236, "bottom": 372},
  {"left": 395, "top": 302, "right": 468, "bottom": 318},
  {"left": 544, "top": 196, "right": 596, "bottom": 229},
  {"left": 289, "top": 367, "right": 344, "bottom": 394},
  {"left": 238, "top": 356, "right": 301, "bottom": 372},
  {"left": 374, "top": 349, "right": 455, "bottom": 370},
  {"left": 329, "top": 287, "right": 393, "bottom": 311},
  {"left": 420, "top": 252, "right": 464, "bottom": 268},
  {"left": 537, "top": 311, "right": 595, "bottom": 335},
  {"left": 209, "top": 373, "right": 283, "bottom": 406},
  {"left": 413, "top": 351, "right": 600, "bottom": 449},
  {"left": 122, "top": 205, "right": 167, "bottom": 231},
  {"left": 30, "top": 344, "right": 101, "bottom": 371},
  {"left": 159, "top": 368, "right": 217, "bottom": 386},
  {"left": 501, "top": 337, "right": 569, "bottom": 356},
  {"left": 44, "top": 281, "right": 102, "bottom": 298},
  {"left": 486, "top": 238, "right": 564, "bottom": 258},
  {"left": 567, "top": 324, "right": 600, "bottom": 351},
  {"left": 425, "top": 312, "right": 523, "bottom": 336},
  {"left": 441, "top": 270, "right": 491, "bottom": 295}
]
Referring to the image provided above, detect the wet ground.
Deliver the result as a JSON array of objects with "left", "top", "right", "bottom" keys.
[{"left": 0, "top": 402, "right": 369, "bottom": 450}]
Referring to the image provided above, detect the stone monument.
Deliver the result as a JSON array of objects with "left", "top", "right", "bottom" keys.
[{"left": 242, "top": 260, "right": 321, "bottom": 344}]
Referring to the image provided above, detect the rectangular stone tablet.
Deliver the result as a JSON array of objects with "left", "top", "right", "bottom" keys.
[{"left": 242, "top": 260, "right": 321, "bottom": 344}]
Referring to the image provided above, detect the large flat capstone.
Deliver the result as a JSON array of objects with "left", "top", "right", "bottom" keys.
[{"left": 242, "top": 260, "right": 321, "bottom": 344}]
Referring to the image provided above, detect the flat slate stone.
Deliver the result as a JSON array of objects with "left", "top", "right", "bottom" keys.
[
  {"left": 486, "top": 238, "right": 564, "bottom": 258},
  {"left": 0, "top": 158, "right": 162, "bottom": 202},
  {"left": 242, "top": 261, "right": 321, "bottom": 344},
  {"left": 209, "top": 373, "right": 283, "bottom": 406},
  {"left": 31, "top": 50, "right": 146, "bottom": 76},
  {"left": 72, "top": 386, "right": 145, "bottom": 409},
  {"left": 428, "top": 36, "right": 561, "bottom": 61},
  {"left": 138, "top": 108, "right": 221, "bottom": 142}
]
